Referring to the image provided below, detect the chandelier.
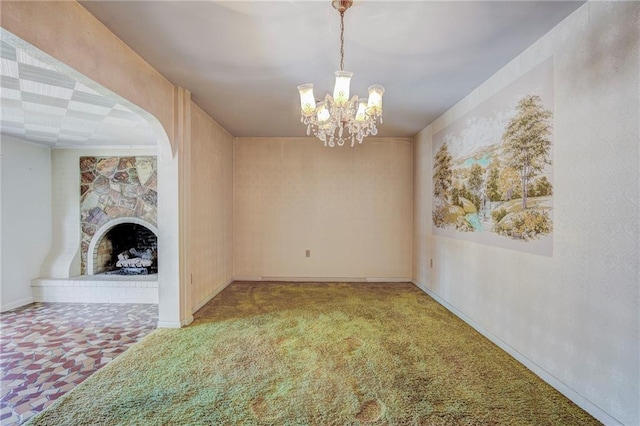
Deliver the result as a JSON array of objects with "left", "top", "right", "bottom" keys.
[{"left": 297, "top": 0, "right": 384, "bottom": 147}]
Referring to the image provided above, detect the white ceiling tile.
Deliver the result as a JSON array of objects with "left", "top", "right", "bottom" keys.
[
  {"left": 1, "top": 97, "right": 22, "bottom": 109},
  {"left": 66, "top": 109, "right": 105, "bottom": 122},
  {"left": 25, "top": 123, "right": 61, "bottom": 134},
  {"left": 71, "top": 90, "right": 115, "bottom": 108},
  {"left": 102, "top": 115, "right": 141, "bottom": 128},
  {"left": 24, "top": 112, "right": 64, "bottom": 128},
  {"left": 20, "top": 80, "right": 74, "bottom": 99},
  {"left": 22, "top": 92, "right": 70, "bottom": 108},
  {"left": 59, "top": 133, "right": 90, "bottom": 142},
  {"left": 108, "top": 107, "right": 144, "bottom": 122},
  {"left": 67, "top": 100, "right": 112, "bottom": 116},
  {"left": 1, "top": 41, "right": 16, "bottom": 61},
  {"left": 22, "top": 101, "right": 67, "bottom": 116},
  {"left": 18, "top": 63, "right": 75, "bottom": 89},
  {"left": 1, "top": 120, "right": 25, "bottom": 131},
  {"left": 1, "top": 105, "right": 24, "bottom": 120},
  {"left": 1, "top": 58, "right": 19, "bottom": 78},
  {"left": 61, "top": 116, "right": 100, "bottom": 131},
  {"left": 0, "top": 76, "right": 20, "bottom": 90},
  {"left": 1, "top": 87, "right": 22, "bottom": 100}
]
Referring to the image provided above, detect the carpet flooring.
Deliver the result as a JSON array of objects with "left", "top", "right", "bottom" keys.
[{"left": 26, "top": 282, "right": 599, "bottom": 425}]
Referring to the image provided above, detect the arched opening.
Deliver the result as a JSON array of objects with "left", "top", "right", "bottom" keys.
[{"left": 1, "top": 26, "right": 182, "bottom": 326}]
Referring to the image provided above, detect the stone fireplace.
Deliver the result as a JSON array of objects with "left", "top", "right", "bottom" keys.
[{"left": 79, "top": 156, "right": 157, "bottom": 275}]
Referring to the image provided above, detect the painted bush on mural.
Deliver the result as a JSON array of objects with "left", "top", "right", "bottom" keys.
[{"left": 433, "top": 94, "right": 553, "bottom": 241}]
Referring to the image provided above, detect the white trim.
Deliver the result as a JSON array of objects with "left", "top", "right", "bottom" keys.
[
  {"left": 87, "top": 218, "right": 158, "bottom": 275},
  {"left": 411, "top": 280, "right": 623, "bottom": 426},
  {"left": 191, "top": 278, "right": 234, "bottom": 314},
  {"left": 156, "top": 321, "right": 182, "bottom": 329},
  {"left": 1, "top": 296, "right": 34, "bottom": 312}
]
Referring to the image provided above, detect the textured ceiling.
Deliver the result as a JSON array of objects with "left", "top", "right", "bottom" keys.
[
  {"left": 0, "top": 36, "right": 156, "bottom": 147},
  {"left": 80, "top": 0, "right": 585, "bottom": 138}
]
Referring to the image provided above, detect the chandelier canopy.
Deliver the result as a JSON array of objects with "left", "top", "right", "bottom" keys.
[{"left": 297, "top": 0, "right": 384, "bottom": 148}]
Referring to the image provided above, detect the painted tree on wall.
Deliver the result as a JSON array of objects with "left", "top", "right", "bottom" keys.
[
  {"left": 468, "top": 163, "right": 484, "bottom": 197},
  {"left": 498, "top": 166, "right": 521, "bottom": 201},
  {"left": 433, "top": 143, "right": 453, "bottom": 203},
  {"left": 502, "top": 95, "right": 553, "bottom": 209},
  {"left": 486, "top": 165, "right": 501, "bottom": 202}
]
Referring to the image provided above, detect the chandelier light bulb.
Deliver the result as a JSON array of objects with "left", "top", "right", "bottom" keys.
[
  {"left": 333, "top": 71, "right": 353, "bottom": 106},
  {"left": 367, "top": 85, "right": 384, "bottom": 115},
  {"left": 316, "top": 101, "right": 331, "bottom": 122},
  {"left": 297, "top": 84, "right": 316, "bottom": 116},
  {"left": 355, "top": 99, "right": 368, "bottom": 122}
]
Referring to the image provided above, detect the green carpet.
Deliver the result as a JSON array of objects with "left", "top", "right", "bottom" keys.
[{"left": 28, "top": 282, "right": 599, "bottom": 425}]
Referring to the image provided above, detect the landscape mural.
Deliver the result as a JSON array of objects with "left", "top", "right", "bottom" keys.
[{"left": 432, "top": 59, "right": 554, "bottom": 256}]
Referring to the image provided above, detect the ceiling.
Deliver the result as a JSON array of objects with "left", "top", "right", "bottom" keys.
[
  {"left": 0, "top": 1, "right": 585, "bottom": 146},
  {"left": 0, "top": 36, "right": 157, "bottom": 148},
  {"left": 78, "top": 0, "right": 584, "bottom": 139}
]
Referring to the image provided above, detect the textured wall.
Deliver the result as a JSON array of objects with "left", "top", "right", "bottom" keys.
[
  {"left": 189, "top": 103, "right": 234, "bottom": 312},
  {"left": 234, "top": 137, "right": 413, "bottom": 280},
  {"left": 0, "top": 136, "right": 52, "bottom": 311},
  {"left": 413, "top": 3, "right": 639, "bottom": 425}
]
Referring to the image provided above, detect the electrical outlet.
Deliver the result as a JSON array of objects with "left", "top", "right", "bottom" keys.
[{"left": 306, "top": 250, "right": 311, "bottom": 258}]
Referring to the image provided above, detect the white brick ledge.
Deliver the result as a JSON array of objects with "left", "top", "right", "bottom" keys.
[{"left": 31, "top": 275, "right": 158, "bottom": 304}]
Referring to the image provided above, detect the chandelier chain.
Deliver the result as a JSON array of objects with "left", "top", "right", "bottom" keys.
[{"left": 339, "top": 11, "right": 345, "bottom": 71}]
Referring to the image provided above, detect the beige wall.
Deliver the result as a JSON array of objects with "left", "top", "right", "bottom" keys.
[
  {"left": 234, "top": 137, "right": 413, "bottom": 280},
  {"left": 413, "top": 3, "right": 639, "bottom": 425},
  {"left": 189, "top": 104, "right": 234, "bottom": 311}
]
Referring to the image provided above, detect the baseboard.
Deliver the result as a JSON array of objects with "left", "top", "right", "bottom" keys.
[
  {"left": 236, "top": 276, "right": 411, "bottom": 283},
  {"left": 411, "top": 280, "right": 622, "bottom": 426},
  {"left": 180, "top": 315, "right": 194, "bottom": 327},
  {"left": 1, "top": 296, "right": 34, "bottom": 312},
  {"left": 191, "top": 278, "right": 234, "bottom": 314},
  {"left": 366, "top": 277, "right": 412, "bottom": 283},
  {"left": 156, "top": 321, "right": 182, "bottom": 329}
]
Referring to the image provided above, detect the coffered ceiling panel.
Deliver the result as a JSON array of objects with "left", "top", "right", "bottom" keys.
[{"left": 0, "top": 38, "right": 157, "bottom": 147}]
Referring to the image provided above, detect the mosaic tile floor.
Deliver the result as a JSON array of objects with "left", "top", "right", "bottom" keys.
[{"left": 0, "top": 303, "right": 157, "bottom": 425}]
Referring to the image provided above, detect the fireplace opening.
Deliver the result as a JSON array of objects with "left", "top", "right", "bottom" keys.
[{"left": 94, "top": 223, "right": 158, "bottom": 275}]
